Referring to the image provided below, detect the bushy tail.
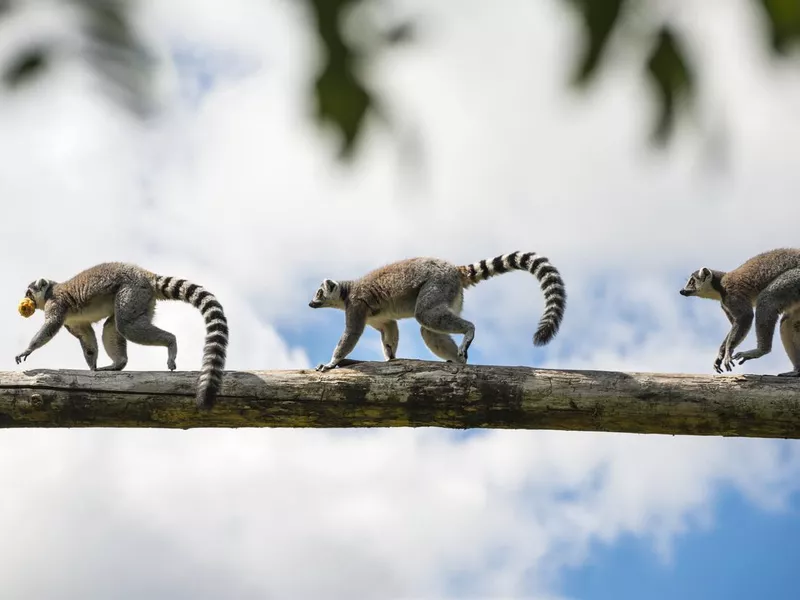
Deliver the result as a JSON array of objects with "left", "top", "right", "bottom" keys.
[
  {"left": 458, "top": 251, "right": 566, "bottom": 346},
  {"left": 154, "top": 274, "right": 229, "bottom": 409}
]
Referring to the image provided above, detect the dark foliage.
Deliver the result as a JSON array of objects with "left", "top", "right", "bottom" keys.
[{"left": 0, "top": 0, "right": 797, "bottom": 158}]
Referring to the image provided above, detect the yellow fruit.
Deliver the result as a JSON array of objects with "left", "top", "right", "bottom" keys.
[{"left": 18, "top": 297, "right": 35, "bottom": 318}]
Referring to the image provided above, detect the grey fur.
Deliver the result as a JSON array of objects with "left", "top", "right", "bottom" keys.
[
  {"left": 308, "top": 251, "right": 567, "bottom": 371},
  {"left": 778, "top": 310, "right": 800, "bottom": 377},
  {"left": 16, "top": 262, "right": 228, "bottom": 409},
  {"left": 679, "top": 248, "right": 800, "bottom": 375}
]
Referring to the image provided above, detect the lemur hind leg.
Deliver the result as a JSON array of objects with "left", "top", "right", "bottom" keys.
[
  {"left": 734, "top": 268, "right": 800, "bottom": 367},
  {"left": 96, "top": 315, "right": 128, "bottom": 371},
  {"left": 372, "top": 320, "right": 399, "bottom": 360},
  {"left": 778, "top": 311, "right": 800, "bottom": 377},
  {"left": 414, "top": 279, "right": 474, "bottom": 363},
  {"left": 114, "top": 285, "right": 178, "bottom": 371},
  {"left": 64, "top": 323, "right": 99, "bottom": 370},
  {"left": 420, "top": 327, "right": 460, "bottom": 362}
]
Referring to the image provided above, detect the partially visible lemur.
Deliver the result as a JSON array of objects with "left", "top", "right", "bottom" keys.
[
  {"left": 16, "top": 262, "right": 228, "bottom": 409},
  {"left": 679, "top": 247, "right": 800, "bottom": 376},
  {"left": 308, "top": 251, "right": 566, "bottom": 371}
]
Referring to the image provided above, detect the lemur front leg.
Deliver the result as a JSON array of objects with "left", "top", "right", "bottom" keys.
[
  {"left": 731, "top": 303, "right": 779, "bottom": 367},
  {"left": 372, "top": 320, "right": 399, "bottom": 361},
  {"left": 317, "top": 303, "right": 368, "bottom": 372},
  {"left": 64, "top": 323, "right": 99, "bottom": 370},
  {"left": 714, "top": 335, "right": 731, "bottom": 374},
  {"left": 15, "top": 301, "right": 67, "bottom": 365},
  {"left": 719, "top": 296, "right": 753, "bottom": 372},
  {"left": 714, "top": 307, "right": 735, "bottom": 374}
]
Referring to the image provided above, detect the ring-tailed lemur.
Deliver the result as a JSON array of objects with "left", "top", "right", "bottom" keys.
[
  {"left": 16, "top": 262, "right": 228, "bottom": 409},
  {"left": 680, "top": 247, "right": 800, "bottom": 376},
  {"left": 308, "top": 251, "right": 566, "bottom": 371}
]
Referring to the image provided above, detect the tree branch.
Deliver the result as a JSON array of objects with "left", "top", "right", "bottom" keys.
[{"left": 1, "top": 359, "right": 799, "bottom": 438}]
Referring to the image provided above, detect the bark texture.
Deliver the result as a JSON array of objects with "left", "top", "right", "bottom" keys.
[{"left": 1, "top": 359, "right": 799, "bottom": 438}]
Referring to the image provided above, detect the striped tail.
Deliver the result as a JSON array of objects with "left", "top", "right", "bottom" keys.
[
  {"left": 459, "top": 251, "right": 566, "bottom": 346},
  {"left": 154, "top": 274, "right": 229, "bottom": 409}
]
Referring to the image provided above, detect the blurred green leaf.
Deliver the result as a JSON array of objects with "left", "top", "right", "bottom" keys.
[
  {"left": 565, "top": 0, "right": 628, "bottom": 86},
  {"left": 2, "top": 46, "right": 50, "bottom": 87},
  {"left": 0, "top": 0, "right": 798, "bottom": 156},
  {"left": 0, "top": 0, "right": 153, "bottom": 117},
  {"left": 77, "top": 0, "right": 155, "bottom": 117},
  {"left": 306, "top": 0, "right": 373, "bottom": 160},
  {"left": 758, "top": 0, "right": 800, "bottom": 54},
  {"left": 644, "top": 26, "right": 695, "bottom": 145}
]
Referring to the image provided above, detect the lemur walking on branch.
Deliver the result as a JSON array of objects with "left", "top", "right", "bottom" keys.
[
  {"left": 309, "top": 251, "right": 567, "bottom": 371},
  {"left": 17, "top": 262, "right": 229, "bottom": 409},
  {"left": 680, "top": 248, "right": 800, "bottom": 376}
]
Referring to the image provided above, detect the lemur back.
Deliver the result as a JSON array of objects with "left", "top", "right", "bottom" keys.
[
  {"left": 343, "top": 258, "right": 465, "bottom": 321},
  {"left": 309, "top": 251, "right": 566, "bottom": 371},
  {"left": 680, "top": 247, "right": 800, "bottom": 377},
  {"left": 721, "top": 248, "right": 800, "bottom": 301},
  {"left": 17, "top": 262, "right": 228, "bottom": 409},
  {"left": 53, "top": 263, "right": 151, "bottom": 324}
]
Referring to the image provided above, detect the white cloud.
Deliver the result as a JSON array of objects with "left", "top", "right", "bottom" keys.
[
  {"left": 0, "top": 0, "right": 798, "bottom": 598},
  {"left": 1, "top": 428, "right": 798, "bottom": 599}
]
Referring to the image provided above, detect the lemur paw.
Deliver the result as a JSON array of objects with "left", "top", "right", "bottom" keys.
[
  {"left": 777, "top": 370, "right": 800, "bottom": 377},
  {"left": 316, "top": 362, "right": 337, "bottom": 372},
  {"left": 14, "top": 351, "right": 30, "bottom": 365},
  {"left": 721, "top": 354, "right": 736, "bottom": 372},
  {"left": 714, "top": 353, "right": 736, "bottom": 373},
  {"left": 732, "top": 349, "right": 765, "bottom": 365},
  {"left": 713, "top": 357, "right": 723, "bottom": 374},
  {"left": 167, "top": 359, "right": 177, "bottom": 371},
  {"left": 383, "top": 345, "right": 397, "bottom": 361},
  {"left": 455, "top": 351, "right": 468, "bottom": 364}
]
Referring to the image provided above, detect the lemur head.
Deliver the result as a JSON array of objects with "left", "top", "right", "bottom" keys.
[
  {"left": 309, "top": 279, "right": 345, "bottom": 309},
  {"left": 25, "top": 278, "right": 56, "bottom": 309},
  {"left": 680, "top": 267, "right": 720, "bottom": 300}
]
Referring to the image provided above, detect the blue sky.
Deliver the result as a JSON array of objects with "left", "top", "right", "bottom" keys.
[
  {"left": 563, "top": 482, "right": 800, "bottom": 600},
  {"left": 0, "top": 0, "right": 799, "bottom": 598}
]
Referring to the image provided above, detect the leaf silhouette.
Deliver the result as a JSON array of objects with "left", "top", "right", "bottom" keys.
[
  {"left": 565, "top": 0, "right": 628, "bottom": 86},
  {"left": 645, "top": 26, "right": 695, "bottom": 145},
  {"left": 757, "top": 0, "right": 800, "bottom": 54},
  {"left": 307, "top": 0, "right": 373, "bottom": 160}
]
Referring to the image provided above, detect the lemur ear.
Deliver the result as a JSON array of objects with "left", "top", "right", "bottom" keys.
[
  {"left": 324, "top": 279, "right": 338, "bottom": 293},
  {"left": 35, "top": 278, "right": 49, "bottom": 288},
  {"left": 698, "top": 267, "right": 711, "bottom": 279}
]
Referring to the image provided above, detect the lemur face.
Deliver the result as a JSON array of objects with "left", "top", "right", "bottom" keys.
[
  {"left": 680, "top": 267, "right": 715, "bottom": 298},
  {"left": 25, "top": 278, "right": 53, "bottom": 310},
  {"left": 309, "top": 279, "right": 341, "bottom": 308}
]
